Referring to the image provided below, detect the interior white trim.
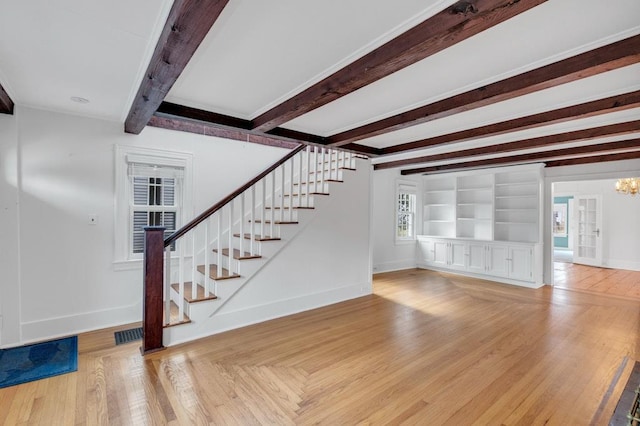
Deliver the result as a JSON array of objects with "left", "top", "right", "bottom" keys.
[{"left": 114, "top": 145, "right": 194, "bottom": 262}]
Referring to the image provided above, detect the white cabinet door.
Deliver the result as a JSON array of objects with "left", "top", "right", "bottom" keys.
[
  {"left": 509, "top": 246, "right": 533, "bottom": 281},
  {"left": 487, "top": 244, "right": 509, "bottom": 278},
  {"left": 418, "top": 239, "right": 434, "bottom": 264},
  {"left": 449, "top": 241, "right": 466, "bottom": 270},
  {"left": 467, "top": 242, "right": 486, "bottom": 274},
  {"left": 432, "top": 240, "right": 449, "bottom": 267}
]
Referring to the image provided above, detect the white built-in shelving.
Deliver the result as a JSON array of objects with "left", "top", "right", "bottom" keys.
[
  {"left": 418, "top": 164, "right": 543, "bottom": 287},
  {"left": 456, "top": 173, "right": 493, "bottom": 240},
  {"left": 493, "top": 168, "right": 540, "bottom": 243},
  {"left": 423, "top": 176, "right": 456, "bottom": 238},
  {"left": 422, "top": 164, "right": 541, "bottom": 244}
]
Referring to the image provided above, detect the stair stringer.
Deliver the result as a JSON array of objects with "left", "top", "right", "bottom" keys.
[
  {"left": 163, "top": 159, "right": 371, "bottom": 346},
  {"left": 167, "top": 208, "right": 316, "bottom": 322}
]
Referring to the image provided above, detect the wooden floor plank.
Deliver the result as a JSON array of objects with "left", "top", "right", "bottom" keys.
[{"left": 2, "top": 267, "right": 640, "bottom": 424}]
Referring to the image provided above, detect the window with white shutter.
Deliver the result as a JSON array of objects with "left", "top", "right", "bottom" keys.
[
  {"left": 114, "top": 146, "right": 193, "bottom": 266},
  {"left": 129, "top": 165, "right": 182, "bottom": 253}
]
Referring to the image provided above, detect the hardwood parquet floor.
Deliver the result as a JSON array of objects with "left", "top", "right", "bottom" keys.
[
  {"left": 554, "top": 261, "right": 640, "bottom": 299},
  {"left": 2, "top": 268, "right": 640, "bottom": 425}
]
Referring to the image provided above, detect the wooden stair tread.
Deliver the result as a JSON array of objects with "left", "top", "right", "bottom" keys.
[
  {"left": 250, "top": 220, "right": 299, "bottom": 225},
  {"left": 164, "top": 301, "right": 191, "bottom": 328},
  {"left": 265, "top": 206, "right": 314, "bottom": 210},
  {"left": 170, "top": 282, "right": 217, "bottom": 303},
  {"left": 310, "top": 167, "right": 355, "bottom": 173},
  {"left": 284, "top": 192, "right": 329, "bottom": 197},
  {"left": 197, "top": 264, "right": 241, "bottom": 280},
  {"left": 213, "top": 248, "right": 261, "bottom": 260},
  {"left": 294, "top": 180, "right": 343, "bottom": 185},
  {"left": 234, "top": 233, "right": 280, "bottom": 242}
]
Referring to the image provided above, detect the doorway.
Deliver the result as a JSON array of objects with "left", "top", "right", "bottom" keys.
[{"left": 551, "top": 179, "right": 640, "bottom": 298}]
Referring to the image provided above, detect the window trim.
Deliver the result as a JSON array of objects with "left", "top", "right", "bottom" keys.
[
  {"left": 395, "top": 180, "right": 418, "bottom": 244},
  {"left": 114, "top": 145, "right": 193, "bottom": 268}
]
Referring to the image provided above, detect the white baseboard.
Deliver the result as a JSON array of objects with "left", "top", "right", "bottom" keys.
[
  {"left": 165, "top": 282, "right": 371, "bottom": 347},
  {"left": 372, "top": 259, "right": 417, "bottom": 274},
  {"left": 602, "top": 259, "right": 640, "bottom": 272},
  {"left": 416, "top": 263, "right": 544, "bottom": 289},
  {"left": 18, "top": 302, "right": 141, "bottom": 346}
]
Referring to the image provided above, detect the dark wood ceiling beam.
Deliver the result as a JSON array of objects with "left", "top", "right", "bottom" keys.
[
  {"left": 375, "top": 120, "right": 640, "bottom": 170},
  {"left": 150, "top": 105, "right": 376, "bottom": 156},
  {"left": 339, "top": 143, "right": 382, "bottom": 156},
  {"left": 148, "top": 115, "right": 301, "bottom": 150},
  {"left": 266, "top": 127, "right": 329, "bottom": 146},
  {"left": 251, "top": 0, "right": 547, "bottom": 132},
  {"left": 400, "top": 138, "right": 640, "bottom": 175},
  {"left": 156, "top": 101, "right": 326, "bottom": 145},
  {"left": 545, "top": 150, "right": 640, "bottom": 168},
  {"left": 158, "top": 101, "right": 252, "bottom": 130},
  {"left": 124, "top": 0, "right": 230, "bottom": 134},
  {"left": 0, "top": 82, "right": 14, "bottom": 115},
  {"left": 382, "top": 90, "right": 640, "bottom": 155},
  {"left": 330, "top": 34, "right": 640, "bottom": 146}
]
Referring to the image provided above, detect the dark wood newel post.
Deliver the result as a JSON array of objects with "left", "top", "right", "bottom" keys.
[{"left": 142, "top": 226, "right": 166, "bottom": 355}]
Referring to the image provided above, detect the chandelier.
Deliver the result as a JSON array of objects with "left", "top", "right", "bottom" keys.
[{"left": 615, "top": 178, "right": 640, "bottom": 195}]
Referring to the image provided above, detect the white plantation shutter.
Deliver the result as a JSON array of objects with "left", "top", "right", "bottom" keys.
[{"left": 127, "top": 155, "right": 185, "bottom": 254}]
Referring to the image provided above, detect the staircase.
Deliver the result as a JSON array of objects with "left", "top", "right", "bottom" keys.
[{"left": 141, "top": 145, "right": 366, "bottom": 352}]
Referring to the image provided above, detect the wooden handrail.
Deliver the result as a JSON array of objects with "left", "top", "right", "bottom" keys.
[{"left": 164, "top": 144, "right": 305, "bottom": 246}]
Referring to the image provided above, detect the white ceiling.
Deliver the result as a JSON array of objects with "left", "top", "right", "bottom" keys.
[
  {"left": 0, "top": 0, "right": 173, "bottom": 122},
  {"left": 166, "top": 0, "right": 458, "bottom": 119},
  {"left": 1, "top": 0, "right": 639, "bottom": 172}
]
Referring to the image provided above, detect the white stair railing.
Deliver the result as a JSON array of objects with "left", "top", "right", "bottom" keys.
[{"left": 146, "top": 146, "right": 357, "bottom": 338}]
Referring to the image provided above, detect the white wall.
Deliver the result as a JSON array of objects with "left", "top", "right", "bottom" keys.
[
  {"left": 2, "top": 106, "right": 290, "bottom": 347},
  {"left": 543, "top": 158, "right": 640, "bottom": 283},
  {"left": 0, "top": 112, "right": 20, "bottom": 345},
  {"left": 553, "top": 179, "right": 640, "bottom": 271},
  {"left": 371, "top": 168, "right": 421, "bottom": 273}
]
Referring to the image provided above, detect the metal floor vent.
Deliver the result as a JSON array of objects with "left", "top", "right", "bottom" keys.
[
  {"left": 114, "top": 327, "right": 143, "bottom": 345},
  {"left": 611, "top": 361, "right": 640, "bottom": 425}
]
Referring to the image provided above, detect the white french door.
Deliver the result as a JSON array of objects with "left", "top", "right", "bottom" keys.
[{"left": 573, "top": 195, "right": 602, "bottom": 267}]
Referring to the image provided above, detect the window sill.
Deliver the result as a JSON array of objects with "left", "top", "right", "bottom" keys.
[
  {"left": 395, "top": 239, "right": 417, "bottom": 246},
  {"left": 113, "top": 259, "right": 143, "bottom": 271},
  {"left": 113, "top": 255, "right": 194, "bottom": 272}
]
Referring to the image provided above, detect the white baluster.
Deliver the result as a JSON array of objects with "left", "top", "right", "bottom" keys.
[
  {"left": 305, "top": 146, "right": 311, "bottom": 208},
  {"left": 280, "top": 163, "right": 285, "bottom": 224},
  {"left": 205, "top": 218, "right": 211, "bottom": 296},
  {"left": 178, "top": 241, "right": 185, "bottom": 322},
  {"left": 164, "top": 245, "right": 171, "bottom": 325},
  {"left": 313, "top": 147, "right": 318, "bottom": 194},
  {"left": 329, "top": 149, "right": 334, "bottom": 181},
  {"left": 271, "top": 170, "right": 276, "bottom": 238},
  {"left": 216, "top": 211, "right": 222, "bottom": 279},
  {"left": 320, "top": 147, "right": 326, "bottom": 193},
  {"left": 297, "top": 150, "right": 303, "bottom": 211},
  {"left": 228, "top": 202, "right": 234, "bottom": 275},
  {"left": 261, "top": 178, "right": 266, "bottom": 240},
  {"left": 288, "top": 157, "right": 294, "bottom": 222},
  {"left": 191, "top": 229, "right": 196, "bottom": 301},
  {"left": 250, "top": 186, "right": 255, "bottom": 255},
  {"left": 240, "top": 192, "right": 245, "bottom": 258}
]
